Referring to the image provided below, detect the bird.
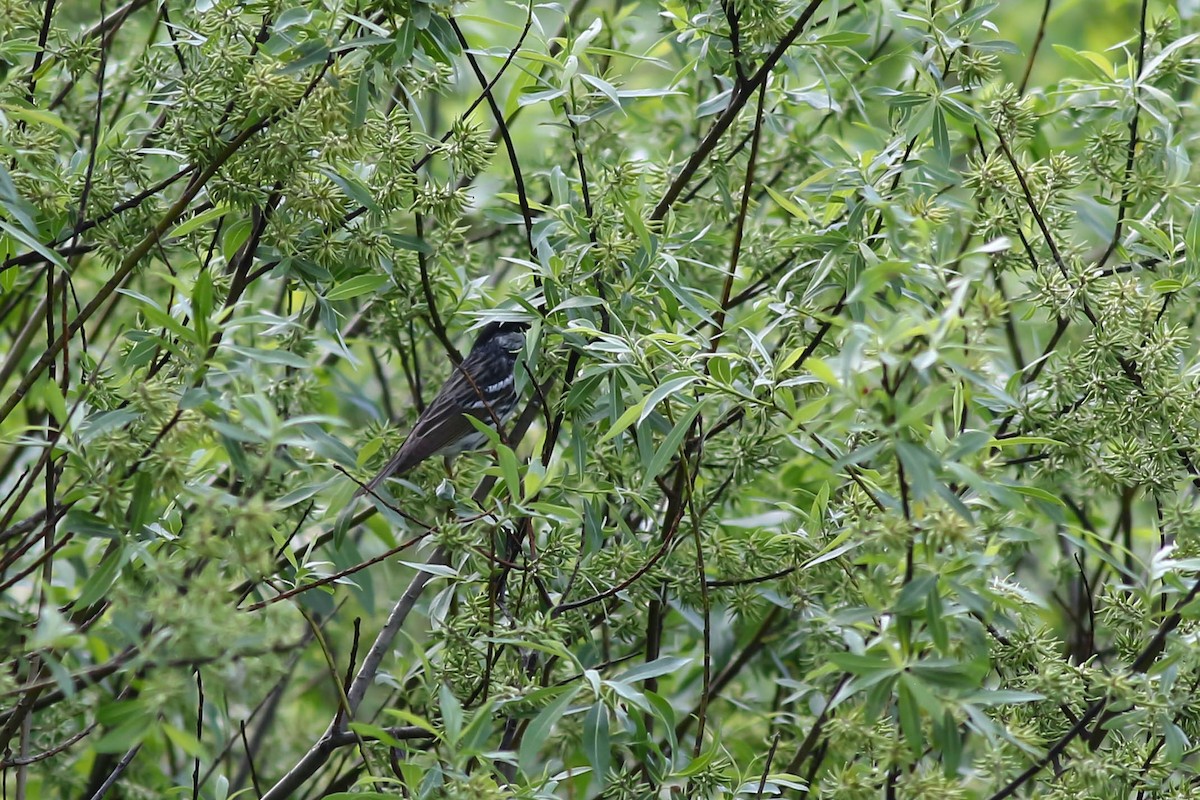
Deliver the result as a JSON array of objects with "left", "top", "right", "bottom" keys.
[{"left": 356, "top": 319, "right": 529, "bottom": 498}]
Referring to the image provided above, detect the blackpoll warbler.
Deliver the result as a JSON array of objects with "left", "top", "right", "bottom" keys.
[{"left": 358, "top": 320, "right": 528, "bottom": 496}]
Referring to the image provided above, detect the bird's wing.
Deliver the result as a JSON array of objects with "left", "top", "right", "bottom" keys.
[{"left": 359, "top": 357, "right": 481, "bottom": 495}]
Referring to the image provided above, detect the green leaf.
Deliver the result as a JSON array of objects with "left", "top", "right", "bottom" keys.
[
  {"left": 827, "top": 651, "right": 899, "bottom": 676},
  {"left": 599, "top": 396, "right": 647, "bottom": 443},
  {"left": 504, "top": 64, "right": 541, "bottom": 118},
  {"left": 802, "top": 357, "right": 840, "bottom": 388},
  {"left": 812, "top": 30, "right": 870, "bottom": 46},
  {"left": 127, "top": 472, "right": 154, "bottom": 534},
  {"left": 325, "top": 273, "right": 390, "bottom": 301},
  {"left": 40, "top": 377, "right": 68, "bottom": 424},
  {"left": 641, "top": 401, "right": 703, "bottom": 491},
  {"left": 222, "top": 345, "right": 310, "bottom": 368},
  {"left": 897, "top": 675, "right": 924, "bottom": 756},
  {"left": 638, "top": 375, "right": 697, "bottom": 425},
  {"left": 765, "top": 186, "right": 807, "bottom": 220},
  {"left": 895, "top": 441, "right": 937, "bottom": 500},
  {"left": 1139, "top": 33, "right": 1200, "bottom": 82},
  {"left": 192, "top": 268, "right": 214, "bottom": 342},
  {"left": 645, "top": 690, "right": 678, "bottom": 753},
  {"left": 65, "top": 509, "right": 119, "bottom": 539},
  {"left": 1164, "top": 721, "right": 1189, "bottom": 763},
  {"left": 958, "top": 689, "right": 1045, "bottom": 705},
  {"left": 319, "top": 167, "right": 379, "bottom": 213},
  {"left": 0, "top": 219, "right": 69, "bottom": 271},
  {"left": 458, "top": 698, "right": 496, "bottom": 754},
  {"left": 279, "top": 41, "right": 331, "bottom": 73},
  {"left": 394, "top": 19, "right": 415, "bottom": 63},
  {"left": 582, "top": 701, "right": 610, "bottom": 787},
  {"left": 1186, "top": 203, "right": 1200, "bottom": 269},
  {"left": 672, "top": 744, "right": 718, "bottom": 778},
  {"left": 926, "top": 583, "right": 949, "bottom": 653},
  {"left": 931, "top": 107, "right": 949, "bottom": 161},
  {"left": 168, "top": 204, "right": 232, "bottom": 239},
  {"left": 221, "top": 217, "right": 253, "bottom": 263},
  {"left": 397, "top": 561, "right": 459, "bottom": 579},
  {"left": 120, "top": 289, "right": 194, "bottom": 343},
  {"left": 348, "top": 723, "right": 410, "bottom": 749},
  {"left": 1051, "top": 44, "right": 1114, "bottom": 80},
  {"left": 388, "top": 233, "right": 432, "bottom": 253},
  {"left": 93, "top": 702, "right": 154, "bottom": 753},
  {"left": 274, "top": 7, "right": 313, "bottom": 31},
  {"left": 0, "top": 103, "right": 77, "bottom": 136},
  {"left": 519, "top": 686, "right": 581, "bottom": 773},
  {"left": 382, "top": 708, "right": 440, "bottom": 738},
  {"left": 496, "top": 443, "right": 521, "bottom": 502},
  {"left": 0, "top": 162, "right": 38, "bottom": 234},
  {"left": 579, "top": 72, "right": 620, "bottom": 107},
  {"left": 79, "top": 408, "right": 139, "bottom": 443},
  {"left": 73, "top": 543, "right": 126, "bottom": 609},
  {"left": 936, "top": 709, "right": 962, "bottom": 777},
  {"left": 351, "top": 71, "right": 371, "bottom": 128},
  {"left": 614, "top": 656, "right": 692, "bottom": 684},
  {"left": 1008, "top": 485, "right": 1065, "bottom": 507},
  {"left": 440, "top": 683, "right": 463, "bottom": 744},
  {"left": 192, "top": 268, "right": 214, "bottom": 322},
  {"left": 463, "top": 413, "right": 503, "bottom": 449},
  {"left": 162, "top": 722, "right": 208, "bottom": 759}
]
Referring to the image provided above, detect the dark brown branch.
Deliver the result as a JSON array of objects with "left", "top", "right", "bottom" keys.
[{"left": 652, "top": 0, "right": 829, "bottom": 219}]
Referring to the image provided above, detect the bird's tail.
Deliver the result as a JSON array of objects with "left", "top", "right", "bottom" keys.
[{"left": 361, "top": 449, "right": 408, "bottom": 497}]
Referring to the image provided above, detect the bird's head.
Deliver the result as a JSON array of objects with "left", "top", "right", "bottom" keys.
[{"left": 472, "top": 320, "right": 529, "bottom": 354}]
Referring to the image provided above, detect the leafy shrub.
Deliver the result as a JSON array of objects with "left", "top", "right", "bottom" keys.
[{"left": 2, "top": 0, "right": 1200, "bottom": 798}]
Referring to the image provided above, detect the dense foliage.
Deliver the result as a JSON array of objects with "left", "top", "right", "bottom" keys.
[{"left": 3, "top": 0, "right": 1200, "bottom": 797}]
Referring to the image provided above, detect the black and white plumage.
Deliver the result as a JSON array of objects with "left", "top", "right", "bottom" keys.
[{"left": 359, "top": 320, "right": 528, "bottom": 496}]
